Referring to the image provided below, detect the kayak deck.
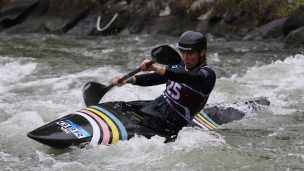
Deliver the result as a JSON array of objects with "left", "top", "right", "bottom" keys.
[{"left": 27, "top": 99, "right": 270, "bottom": 148}]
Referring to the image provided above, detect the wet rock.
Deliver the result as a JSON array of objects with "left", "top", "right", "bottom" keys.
[
  {"left": 0, "top": 0, "right": 301, "bottom": 47},
  {"left": 41, "top": 0, "right": 97, "bottom": 33},
  {"left": 127, "top": 16, "right": 148, "bottom": 34},
  {"left": 284, "top": 27, "right": 304, "bottom": 48},
  {"left": 243, "top": 17, "right": 287, "bottom": 41},
  {"left": 282, "top": 5, "right": 304, "bottom": 36},
  {"left": 131, "top": 0, "right": 164, "bottom": 17},
  {"left": 189, "top": 0, "right": 215, "bottom": 20},
  {"left": 66, "top": 8, "right": 102, "bottom": 36},
  {"left": 143, "top": 16, "right": 199, "bottom": 36},
  {"left": 204, "top": 106, "right": 245, "bottom": 125},
  {"left": 224, "top": 8, "right": 258, "bottom": 33},
  {"left": 0, "top": 0, "right": 38, "bottom": 31},
  {"left": 209, "top": 0, "right": 226, "bottom": 24},
  {"left": 2, "top": 0, "right": 50, "bottom": 34},
  {"left": 167, "top": 1, "right": 190, "bottom": 19}
]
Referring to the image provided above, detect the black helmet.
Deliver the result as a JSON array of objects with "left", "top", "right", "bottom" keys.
[{"left": 178, "top": 31, "right": 207, "bottom": 52}]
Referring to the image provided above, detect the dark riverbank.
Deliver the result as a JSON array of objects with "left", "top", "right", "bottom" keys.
[{"left": 0, "top": 0, "right": 304, "bottom": 49}]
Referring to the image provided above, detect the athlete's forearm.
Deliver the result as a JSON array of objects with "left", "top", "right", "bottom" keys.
[{"left": 134, "top": 73, "right": 167, "bottom": 86}]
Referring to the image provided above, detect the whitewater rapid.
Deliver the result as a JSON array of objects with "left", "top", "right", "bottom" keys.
[{"left": 0, "top": 34, "right": 303, "bottom": 170}]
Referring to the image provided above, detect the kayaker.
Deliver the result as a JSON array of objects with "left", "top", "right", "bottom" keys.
[{"left": 112, "top": 31, "right": 216, "bottom": 135}]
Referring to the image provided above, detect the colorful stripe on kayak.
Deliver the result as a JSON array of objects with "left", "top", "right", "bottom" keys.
[
  {"left": 193, "top": 110, "right": 218, "bottom": 131},
  {"left": 74, "top": 106, "right": 128, "bottom": 145},
  {"left": 55, "top": 120, "right": 91, "bottom": 138}
]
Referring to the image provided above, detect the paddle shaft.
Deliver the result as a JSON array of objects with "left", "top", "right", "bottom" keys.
[
  {"left": 118, "top": 60, "right": 155, "bottom": 83},
  {"left": 83, "top": 45, "right": 181, "bottom": 106},
  {"left": 106, "top": 60, "right": 155, "bottom": 90}
]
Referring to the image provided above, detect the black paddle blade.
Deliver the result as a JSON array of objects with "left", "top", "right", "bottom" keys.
[
  {"left": 151, "top": 45, "right": 181, "bottom": 65},
  {"left": 83, "top": 82, "right": 111, "bottom": 106}
]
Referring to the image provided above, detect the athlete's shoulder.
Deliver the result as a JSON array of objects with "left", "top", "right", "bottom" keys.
[{"left": 198, "top": 65, "right": 216, "bottom": 77}]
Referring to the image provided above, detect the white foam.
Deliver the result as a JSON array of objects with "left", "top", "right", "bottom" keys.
[
  {"left": 0, "top": 111, "right": 44, "bottom": 131},
  {"left": 0, "top": 56, "right": 37, "bottom": 94},
  {"left": 65, "top": 127, "right": 225, "bottom": 170},
  {"left": 210, "top": 54, "right": 304, "bottom": 115}
]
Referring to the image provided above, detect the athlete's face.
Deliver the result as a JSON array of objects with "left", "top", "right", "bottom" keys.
[{"left": 180, "top": 49, "right": 205, "bottom": 69}]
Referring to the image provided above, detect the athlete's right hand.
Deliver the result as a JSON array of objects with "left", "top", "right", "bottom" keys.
[
  {"left": 141, "top": 59, "right": 159, "bottom": 72},
  {"left": 112, "top": 76, "right": 129, "bottom": 87}
]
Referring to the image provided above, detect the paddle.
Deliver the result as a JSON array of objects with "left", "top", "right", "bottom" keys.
[{"left": 83, "top": 45, "right": 182, "bottom": 107}]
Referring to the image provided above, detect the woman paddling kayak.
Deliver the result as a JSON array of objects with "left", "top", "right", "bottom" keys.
[
  {"left": 112, "top": 31, "right": 216, "bottom": 135},
  {"left": 27, "top": 32, "right": 270, "bottom": 149}
]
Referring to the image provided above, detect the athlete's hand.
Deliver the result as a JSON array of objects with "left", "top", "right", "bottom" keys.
[
  {"left": 112, "top": 76, "right": 129, "bottom": 87},
  {"left": 140, "top": 59, "right": 158, "bottom": 72}
]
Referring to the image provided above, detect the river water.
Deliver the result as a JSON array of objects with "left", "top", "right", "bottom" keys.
[{"left": 0, "top": 33, "right": 303, "bottom": 171}]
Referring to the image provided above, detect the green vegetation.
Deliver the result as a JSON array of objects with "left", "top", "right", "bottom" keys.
[
  {"left": 220, "top": 0, "right": 304, "bottom": 25},
  {"left": 223, "top": 0, "right": 304, "bottom": 17},
  {"left": 279, "top": 0, "right": 304, "bottom": 16}
]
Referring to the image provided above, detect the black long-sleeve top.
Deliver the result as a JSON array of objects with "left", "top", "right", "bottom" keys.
[{"left": 134, "top": 61, "right": 216, "bottom": 96}]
